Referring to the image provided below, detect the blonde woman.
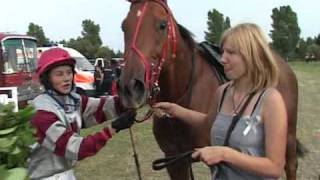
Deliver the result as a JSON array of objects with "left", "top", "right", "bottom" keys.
[{"left": 154, "top": 23, "right": 287, "bottom": 179}]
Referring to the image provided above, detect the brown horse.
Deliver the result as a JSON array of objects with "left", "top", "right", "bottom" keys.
[{"left": 117, "top": 0, "right": 299, "bottom": 179}]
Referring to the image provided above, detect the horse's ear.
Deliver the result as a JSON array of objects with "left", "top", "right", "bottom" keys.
[
  {"left": 127, "top": 0, "right": 167, "bottom": 4},
  {"left": 127, "top": 0, "right": 143, "bottom": 3}
]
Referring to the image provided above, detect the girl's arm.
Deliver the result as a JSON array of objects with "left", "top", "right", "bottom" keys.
[
  {"left": 153, "top": 102, "right": 206, "bottom": 124},
  {"left": 80, "top": 95, "right": 123, "bottom": 128},
  {"left": 193, "top": 88, "right": 287, "bottom": 178},
  {"left": 31, "top": 111, "right": 113, "bottom": 161},
  {"left": 153, "top": 83, "right": 227, "bottom": 128}
]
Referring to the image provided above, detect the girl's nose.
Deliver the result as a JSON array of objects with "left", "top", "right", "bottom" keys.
[
  {"left": 64, "top": 74, "right": 73, "bottom": 81},
  {"left": 221, "top": 53, "right": 228, "bottom": 64}
]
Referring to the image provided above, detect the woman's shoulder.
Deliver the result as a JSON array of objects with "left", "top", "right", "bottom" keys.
[
  {"left": 262, "top": 87, "right": 282, "bottom": 102},
  {"left": 217, "top": 82, "right": 232, "bottom": 93},
  {"left": 260, "top": 87, "right": 285, "bottom": 114}
]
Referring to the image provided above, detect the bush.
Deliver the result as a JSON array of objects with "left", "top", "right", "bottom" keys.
[
  {"left": 0, "top": 104, "right": 35, "bottom": 180},
  {"left": 306, "top": 44, "right": 320, "bottom": 61}
]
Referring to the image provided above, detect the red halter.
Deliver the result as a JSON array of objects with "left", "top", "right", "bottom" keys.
[{"left": 126, "top": 0, "right": 177, "bottom": 103}]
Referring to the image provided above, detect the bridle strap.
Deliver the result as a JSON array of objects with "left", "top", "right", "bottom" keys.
[
  {"left": 152, "top": 150, "right": 196, "bottom": 170},
  {"left": 130, "top": 2, "right": 151, "bottom": 88},
  {"left": 127, "top": 0, "right": 177, "bottom": 96}
]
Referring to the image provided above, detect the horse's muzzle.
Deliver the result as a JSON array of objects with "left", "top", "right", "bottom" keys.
[{"left": 118, "top": 78, "right": 147, "bottom": 109}]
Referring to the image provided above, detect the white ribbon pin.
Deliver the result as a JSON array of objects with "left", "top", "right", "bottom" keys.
[{"left": 243, "top": 116, "right": 261, "bottom": 136}]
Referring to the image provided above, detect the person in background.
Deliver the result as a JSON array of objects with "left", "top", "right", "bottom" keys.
[
  {"left": 28, "top": 48, "right": 136, "bottom": 180},
  {"left": 109, "top": 59, "right": 122, "bottom": 95},
  {"left": 94, "top": 60, "right": 104, "bottom": 97},
  {"left": 154, "top": 23, "right": 287, "bottom": 179}
]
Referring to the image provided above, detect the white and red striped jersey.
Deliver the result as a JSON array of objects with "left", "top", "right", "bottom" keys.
[{"left": 28, "top": 92, "right": 123, "bottom": 179}]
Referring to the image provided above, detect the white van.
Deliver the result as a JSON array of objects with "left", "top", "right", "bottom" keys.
[{"left": 37, "top": 46, "right": 95, "bottom": 96}]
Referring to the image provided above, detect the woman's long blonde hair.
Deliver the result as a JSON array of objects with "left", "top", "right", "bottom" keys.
[{"left": 220, "top": 23, "right": 279, "bottom": 92}]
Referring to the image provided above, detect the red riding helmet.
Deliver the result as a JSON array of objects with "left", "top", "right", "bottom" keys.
[{"left": 37, "top": 48, "right": 76, "bottom": 76}]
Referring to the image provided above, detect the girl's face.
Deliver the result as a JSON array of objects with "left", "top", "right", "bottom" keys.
[
  {"left": 49, "top": 65, "right": 73, "bottom": 94},
  {"left": 221, "top": 39, "right": 247, "bottom": 81}
]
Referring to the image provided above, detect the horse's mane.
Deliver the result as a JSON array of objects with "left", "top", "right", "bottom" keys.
[
  {"left": 177, "top": 23, "right": 215, "bottom": 63},
  {"left": 177, "top": 23, "right": 196, "bottom": 49}
]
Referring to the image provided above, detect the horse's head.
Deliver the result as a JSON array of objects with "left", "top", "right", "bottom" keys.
[{"left": 118, "top": 0, "right": 177, "bottom": 109}]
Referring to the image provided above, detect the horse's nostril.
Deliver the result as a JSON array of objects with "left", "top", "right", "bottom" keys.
[
  {"left": 126, "top": 78, "right": 146, "bottom": 104},
  {"left": 132, "top": 79, "right": 145, "bottom": 96}
]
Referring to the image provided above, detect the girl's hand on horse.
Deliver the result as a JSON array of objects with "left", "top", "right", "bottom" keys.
[
  {"left": 153, "top": 102, "right": 184, "bottom": 118},
  {"left": 192, "top": 146, "right": 227, "bottom": 166},
  {"left": 111, "top": 110, "right": 137, "bottom": 132}
]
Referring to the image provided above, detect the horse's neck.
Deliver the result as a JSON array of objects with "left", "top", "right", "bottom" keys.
[
  {"left": 159, "top": 42, "right": 218, "bottom": 112},
  {"left": 158, "top": 42, "right": 194, "bottom": 104}
]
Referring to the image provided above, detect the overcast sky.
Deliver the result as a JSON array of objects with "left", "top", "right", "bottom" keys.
[{"left": 1, "top": 0, "right": 319, "bottom": 51}]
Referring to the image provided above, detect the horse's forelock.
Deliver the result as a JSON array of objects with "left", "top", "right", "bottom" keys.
[
  {"left": 127, "top": 0, "right": 168, "bottom": 5},
  {"left": 127, "top": 0, "right": 140, "bottom": 3}
]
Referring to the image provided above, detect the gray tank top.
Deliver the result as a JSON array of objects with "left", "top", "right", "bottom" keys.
[{"left": 210, "top": 88, "right": 275, "bottom": 180}]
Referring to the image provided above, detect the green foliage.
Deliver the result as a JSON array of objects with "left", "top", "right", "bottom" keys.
[
  {"left": 315, "top": 34, "right": 320, "bottom": 46},
  {"left": 66, "top": 20, "right": 101, "bottom": 58},
  {"left": 26, "top": 22, "right": 50, "bottom": 46},
  {"left": 96, "top": 46, "right": 115, "bottom": 59},
  {"left": 295, "top": 38, "right": 308, "bottom": 59},
  {"left": 204, "top": 9, "right": 231, "bottom": 44},
  {"left": 0, "top": 104, "right": 35, "bottom": 180},
  {"left": 0, "top": 166, "right": 28, "bottom": 180},
  {"left": 25, "top": 19, "right": 122, "bottom": 59},
  {"left": 306, "top": 43, "right": 320, "bottom": 59},
  {"left": 113, "top": 50, "right": 124, "bottom": 58},
  {"left": 270, "top": 5, "right": 300, "bottom": 60},
  {"left": 64, "top": 19, "right": 120, "bottom": 59},
  {"left": 81, "top": 19, "right": 102, "bottom": 47},
  {"left": 306, "top": 37, "right": 315, "bottom": 45}
]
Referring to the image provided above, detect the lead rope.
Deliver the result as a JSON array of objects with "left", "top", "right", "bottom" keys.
[
  {"left": 129, "top": 128, "right": 143, "bottom": 180},
  {"left": 156, "top": 48, "right": 196, "bottom": 180},
  {"left": 187, "top": 49, "right": 196, "bottom": 180}
]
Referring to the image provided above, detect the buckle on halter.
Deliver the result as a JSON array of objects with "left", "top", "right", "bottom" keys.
[{"left": 150, "top": 84, "right": 160, "bottom": 98}]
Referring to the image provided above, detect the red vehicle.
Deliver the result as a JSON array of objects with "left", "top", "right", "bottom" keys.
[{"left": 0, "top": 33, "right": 42, "bottom": 109}]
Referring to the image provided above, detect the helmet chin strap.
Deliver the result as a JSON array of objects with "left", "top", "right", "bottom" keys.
[{"left": 45, "top": 87, "right": 80, "bottom": 112}]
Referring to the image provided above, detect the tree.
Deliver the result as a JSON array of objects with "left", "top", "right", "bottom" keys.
[
  {"left": 60, "top": 19, "right": 120, "bottom": 59},
  {"left": 306, "top": 37, "right": 314, "bottom": 45},
  {"left": 306, "top": 43, "right": 320, "bottom": 60},
  {"left": 204, "top": 9, "right": 231, "bottom": 44},
  {"left": 58, "top": 39, "right": 67, "bottom": 45},
  {"left": 96, "top": 46, "right": 115, "bottom": 59},
  {"left": 66, "top": 19, "right": 102, "bottom": 58},
  {"left": 270, "top": 6, "right": 300, "bottom": 60},
  {"left": 114, "top": 50, "right": 123, "bottom": 58},
  {"left": 295, "top": 38, "right": 308, "bottom": 59},
  {"left": 315, "top": 34, "right": 320, "bottom": 46},
  {"left": 26, "top": 23, "right": 49, "bottom": 46},
  {"left": 81, "top": 19, "right": 102, "bottom": 47}
]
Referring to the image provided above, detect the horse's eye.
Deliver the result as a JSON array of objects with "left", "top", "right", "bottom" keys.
[
  {"left": 121, "top": 21, "right": 126, "bottom": 32},
  {"left": 159, "top": 21, "right": 167, "bottom": 30}
]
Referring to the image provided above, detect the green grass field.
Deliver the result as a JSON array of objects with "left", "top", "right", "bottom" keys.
[{"left": 75, "top": 61, "right": 320, "bottom": 180}]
